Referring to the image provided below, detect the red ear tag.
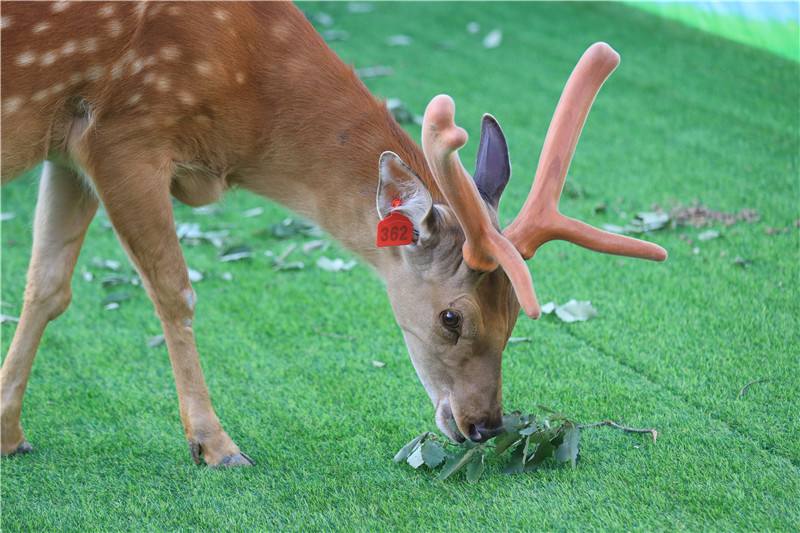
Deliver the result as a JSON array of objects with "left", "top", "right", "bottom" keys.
[{"left": 377, "top": 212, "right": 414, "bottom": 247}]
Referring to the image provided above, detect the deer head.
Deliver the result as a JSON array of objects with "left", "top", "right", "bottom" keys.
[{"left": 377, "top": 43, "right": 666, "bottom": 443}]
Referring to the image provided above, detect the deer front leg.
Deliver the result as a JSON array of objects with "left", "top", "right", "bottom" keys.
[
  {"left": 84, "top": 153, "right": 252, "bottom": 468},
  {"left": 1, "top": 162, "right": 98, "bottom": 456}
]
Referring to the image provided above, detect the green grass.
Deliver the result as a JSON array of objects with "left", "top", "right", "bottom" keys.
[{"left": 2, "top": 2, "right": 798, "bottom": 531}]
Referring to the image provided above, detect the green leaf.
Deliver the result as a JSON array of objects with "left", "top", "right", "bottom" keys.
[
  {"left": 493, "top": 430, "right": 521, "bottom": 455},
  {"left": 503, "top": 441, "right": 526, "bottom": 475},
  {"left": 502, "top": 412, "right": 523, "bottom": 431},
  {"left": 420, "top": 440, "right": 447, "bottom": 468},
  {"left": 393, "top": 432, "right": 430, "bottom": 463},
  {"left": 525, "top": 441, "right": 555, "bottom": 470},
  {"left": 555, "top": 426, "right": 581, "bottom": 468},
  {"left": 437, "top": 448, "right": 478, "bottom": 481},
  {"left": 465, "top": 450, "right": 485, "bottom": 483}
]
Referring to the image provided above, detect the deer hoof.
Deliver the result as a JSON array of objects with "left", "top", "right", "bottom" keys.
[
  {"left": 188, "top": 440, "right": 254, "bottom": 467},
  {"left": 2, "top": 440, "right": 33, "bottom": 457},
  {"left": 214, "top": 452, "right": 255, "bottom": 468}
]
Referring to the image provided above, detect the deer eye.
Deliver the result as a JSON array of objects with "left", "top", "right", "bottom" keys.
[{"left": 439, "top": 309, "right": 462, "bottom": 330}]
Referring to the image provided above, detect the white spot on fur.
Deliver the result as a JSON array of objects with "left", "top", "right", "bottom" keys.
[
  {"left": 167, "top": 5, "right": 181, "bottom": 16},
  {"left": 143, "top": 72, "right": 156, "bottom": 85},
  {"left": 49, "top": 82, "right": 66, "bottom": 94},
  {"left": 130, "top": 59, "right": 145, "bottom": 75},
  {"left": 0, "top": 16, "right": 11, "bottom": 29},
  {"left": 235, "top": 72, "right": 246, "bottom": 84},
  {"left": 98, "top": 4, "right": 115, "bottom": 18},
  {"left": 156, "top": 76, "right": 171, "bottom": 92},
  {"left": 143, "top": 55, "right": 157, "bottom": 67},
  {"left": 32, "top": 89, "right": 49, "bottom": 102},
  {"left": 32, "top": 21, "right": 51, "bottom": 33},
  {"left": 61, "top": 40, "right": 77, "bottom": 56},
  {"left": 159, "top": 46, "right": 181, "bottom": 61},
  {"left": 195, "top": 61, "right": 213, "bottom": 76},
  {"left": 51, "top": 1, "right": 70, "bottom": 13},
  {"left": 15, "top": 51, "right": 37, "bottom": 66},
  {"left": 69, "top": 72, "right": 84, "bottom": 85},
  {"left": 213, "top": 9, "right": 229, "bottom": 21},
  {"left": 127, "top": 93, "right": 142, "bottom": 105},
  {"left": 177, "top": 91, "right": 196, "bottom": 106},
  {"left": 110, "top": 62, "right": 124, "bottom": 79},
  {"left": 2, "top": 97, "right": 23, "bottom": 114},
  {"left": 107, "top": 19, "right": 123, "bottom": 37},
  {"left": 81, "top": 38, "right": 99, "bottom": 53},
  {"left": 86, "top": 65, "right": 105, "bottom": 81},
  {"left": 40, "top": 51, "right": 58, "bottom": 66}
]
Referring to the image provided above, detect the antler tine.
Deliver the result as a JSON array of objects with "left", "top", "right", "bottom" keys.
[
  {"left": 422, "top": 95, "right": 541, "bottom": 318},
  {"left": 504, "top": 43, "right": 668, "bottom": 263}
]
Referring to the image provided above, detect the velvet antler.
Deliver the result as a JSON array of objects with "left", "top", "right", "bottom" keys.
[
  {"left": 503, "top": 42, "right": 668, "bottom": 262},
  {"left": 422, "top": 95, "right": 542, "bottom": 318}
]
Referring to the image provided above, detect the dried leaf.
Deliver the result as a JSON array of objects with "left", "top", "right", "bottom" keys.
[
  {"left": 466, "top": 21, "right": 480, "bottom": 34},
  {"left": 302, "top": 240, "right": 328, "bottom": 254},
  {"left": 321, "top": 29, "right": 349, "bottom": 42},
  {"left": 387, "top": 34, "right": 412, "bottom": 46},
  {"left": 92, "top": 258, "right": 122, "bottom": 271},
  {"left": 347, "top": 2, "right": 373, "bottom": 13},
  {"left": 82, "top": 270, "right": 94, "bottom": 282},
  {"left": 269, "top": 218, "right": 322, "bottom": 239},
  {"left": 508, "top": 337, "right": 530, "bottom": 344},
  {"left": 243, "top": 207, "right": 264, "bottom": 218},
  {"left": 697, "top": 230, "right": 720, "bottom": 241},
  {"left": 0, "top": 212, "right": 16, "bottom": 221},
  {"left": 317, "top": 257, "right": 357, "bottom": 272},
  {"left": 356, "top": 65, "right": 394, "bottom": 79},
  {"left": 102, "top": 291, "right": 131, "bottom": 306},
  {"left": 104, "top": 302, "right": 120, "bottom": 311},
  {"left": 371, "top": 360, "right": 386, "bottom": 368},
  {"left": 601, "top": 223, "right": 627, "bottom": 234},
  {"left": 311, "top": 11, "right": 333, "bottom": 26},
  {"left": 147, "top": 334, "right": 165, "bottom": 348},
  {"left": 386, "top": 98, "right": 420, "bottom": 125},
  {"left": 273, "top": 261, "right": 305, "bottom": 272},
  {"left": 220, "top": 272, "right": 233, "bottom": 281},
  {"left": 100, "top": 274, "right": 132, "bottom": 288},
  {"left": 1, "top": 314, "right": 20, "bottom": 324},
  {"left": 192, "top": 205, "right": 220, "bottom": 216},
  {"left": 733, "top": 256, "right": 752, "bottom": 268},
  {"left": 551, "top": 300, "right": 597, "bottom": 323},
  {"left": 630, "top": 211, "right": 670, "bottom": 233},
  {"left": 406, "top": 445, "right": 425, "bottom": 468},
  {"left": 219, "top": 245, "right": 253, "bottom": 262},
  {"left": 187, "top": 268, "right": 204, "bottom": 283},
  {"left": 541, "top": 301, "right": 556, "bottom": 314},
  {"left": 482, "top": 29, "right": 502, "bottom": 49}
]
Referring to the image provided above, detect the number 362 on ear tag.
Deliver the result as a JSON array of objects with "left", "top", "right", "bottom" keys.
[{"left": 376, "top": 212, "right": 414, "bottom": 247}]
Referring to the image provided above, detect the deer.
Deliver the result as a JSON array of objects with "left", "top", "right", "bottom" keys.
[{"left": 0, "top": 2, "right": 666, "bottom": 467}]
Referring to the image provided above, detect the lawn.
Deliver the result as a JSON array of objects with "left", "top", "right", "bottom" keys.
[{"left": 2, "top": 2, "right": 798, "bottom": 531}]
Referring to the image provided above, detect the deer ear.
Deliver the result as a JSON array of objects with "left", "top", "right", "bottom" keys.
[
  {"left": 377, "top": 151, "right": 434, "bottom": 236},
  {"left": 473, "top": 114, "right": 511, "bottom": 209}
]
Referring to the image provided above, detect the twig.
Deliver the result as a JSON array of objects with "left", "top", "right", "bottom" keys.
[
  {"left": 579, "top": 419, "right": 658, "bottom": 443},
  {"left": 738, "top": 378, "right": 770, "bottom": 399}
]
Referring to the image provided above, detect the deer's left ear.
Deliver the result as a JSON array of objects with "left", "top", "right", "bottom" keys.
[
  {"left": 376, "top": 151, "right": 434, "bottom": 237},
  {"left": 473, "top": 114, "right": 511, "bottom": 209}
]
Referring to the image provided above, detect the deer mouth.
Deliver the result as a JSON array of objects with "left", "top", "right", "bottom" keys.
[{"left": 435, "top": 397, "right": 470, "bottom": 443}]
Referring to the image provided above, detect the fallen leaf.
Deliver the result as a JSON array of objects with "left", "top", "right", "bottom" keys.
[
  {"left": 601, "top": 223, "right": 627, "bottom": 234},
  {"left": 82, "top": 270, "right": 94, "bottom": 282},
  {"left": 697, "top": 230, "right": 720, "bottom": 241},
  {"left": 554, "top": 300, "right": 597, "bottom": 323},
  {"left": 147, "top": 334, "right": 165, "bottom": 348},
  {"left": 508, "top": 337, "right": 530, "bottom": 344},
  {"left": 465, "top": 451, "right": 485, "bottom": 483},
  {"left": 1, "top": 314, "right": 20, "bottom": 324},
  {"left": 541, "top": 302, "right": 556, "bottom": 314},
  {"left": 406, "top": 445, "right": 425, "bottom": 469},
  {"left": 100, "top": 274, "right": 132, "bottom": 288},
  {"left": 92, "top": 258, "right": 122, "bottom": 271},
  {"left": 317, "top": 257, "right": 357, "bottom": 272},
  {"left": 355, "top": 65, "right": 394, "bottom": 79},
  {"left": 102, "top": 292, "right": 131, "bottom": 306},
  {"left": 104, "top": 302, "right": 120, "bottom": 311},
  {"left": 386, "top": 98, "right": 421, "bottom": 125},
  {"left": 466, "top": 21, "right": 480, "bottom": 34},
  {"left": 371, "top": 360, "right": 386, "bottom": 368},
  {"left": 243, "top": 207, "right": 264, "bottom": 218},
  {"left": 321, "top": 29, "right": 349, "bottom": 42},
  {"left": 393, "top": 432, "right": 430, "bottom": 463},
  {"left": 192, "top": 206, "right": 220, "bottom": 216},
  {"left": 302, "top": 240, "right": 328, "bottom": 254},
  {"left": 554, "top": 425, "right": 580, "bottom": 468},
  {"left": 0, "top": 212, "right": 15, "bottom": 221},
  {"left": 311, "top": 11, "right": 333, "bottom": 26},
  {"left": 219, "top": 245, "right": 253, "bottom": 262},
  {"left": 482, "top": 29, "right": 502, "bottom": 49},
  {"left": 187, "top": 268, "right": 204, "bottom": 283},
  {"left": 733, "top": 256, "right": 752, "bottom": 267},
  {"left": 420, "top": 440, "right": 447, "bottom": 468},
  {"left": 347, "top": 2, "right": 373, "bottom": 13},
  {"left": 273, "top": 261, "right": 305, "bottom": 271},
  {"left": 269, "top": 218, "right": 322, "bottom": 239},
  {"left": 387, "top": 34, "right": 412, "bottom": 46},
  {"left": 437, "top": 448, "right": 479, "bottom": 481},
  {"left": 630, "top": 211, "right": 670, "bottom": 233},
  {"left": 220, "top": 272, "right": 233, "bottom": 281}
]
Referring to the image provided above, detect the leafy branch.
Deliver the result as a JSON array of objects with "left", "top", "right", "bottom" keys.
[{"left": 395, "top": 410, "right": 656, "bottom": 482}]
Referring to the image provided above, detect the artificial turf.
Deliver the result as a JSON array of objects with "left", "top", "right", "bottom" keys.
[{"left": 1, "top": 2, "right": 798, "bottom": 531}]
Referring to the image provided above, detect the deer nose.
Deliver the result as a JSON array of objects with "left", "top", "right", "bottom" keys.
[{"left": 468, "top": 422, "right": 505, "bottom": 443}]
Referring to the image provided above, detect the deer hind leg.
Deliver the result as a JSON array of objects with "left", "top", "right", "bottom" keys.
[
  {"left": 1, "top": 162, "right": 98, "bottom": 455},
  {"left": 80, "top": 148, "right": 252, "bottom": 468}
]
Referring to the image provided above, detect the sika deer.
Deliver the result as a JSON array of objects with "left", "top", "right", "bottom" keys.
[{"left": 0, "top": 2, "right": 665, "bottom": 466}]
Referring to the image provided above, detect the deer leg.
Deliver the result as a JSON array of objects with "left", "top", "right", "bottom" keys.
[
  {"left": 84, "top": 153, "right": 252, "bottom": 468},
  {"left": 1, "top": 162, "right": 98, "bottom": 456}
]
